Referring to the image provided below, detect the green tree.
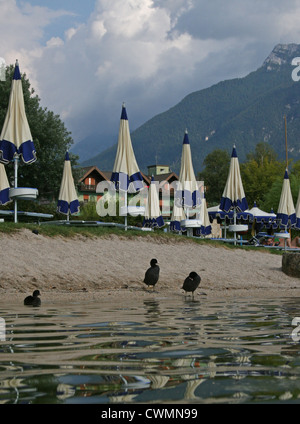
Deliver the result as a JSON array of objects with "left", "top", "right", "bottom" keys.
[
  {"left": 0, "top": 64, "right": 78, "bottom": 200},
  {"left": 198, "top": 149, "right": 230, "bottom": 205},
  {"left": 241, "top": 142, "right": 285, "bottom": 208}
]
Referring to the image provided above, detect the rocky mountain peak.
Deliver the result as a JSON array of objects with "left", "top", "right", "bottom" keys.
[{"left": 263, "top": 43, "right": 300, "bottom": 70}]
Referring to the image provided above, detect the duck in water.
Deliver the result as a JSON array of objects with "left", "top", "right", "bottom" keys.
[
  {"left": 182, "top": 272, "right": 201, "bottom": 298},
  {"left": 144, "top": 259, "right": 160, "bottom": 291},
  {"left": 24, "top": 290, "right": 41, "bottom": 307}
]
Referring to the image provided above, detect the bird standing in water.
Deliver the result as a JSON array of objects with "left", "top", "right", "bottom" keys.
[
  {"left": 182, "top": 272, "right": 201, "bottom": 298},
  {"left": 144, "top": 259, "right": 160, "bottom": 291},
  {"left": 24, "top": 290, "right": 41, "bottom": 307}
]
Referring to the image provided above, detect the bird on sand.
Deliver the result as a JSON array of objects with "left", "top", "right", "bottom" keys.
[
  {"left": 182, "top": 272, "right": 201, "bottom": 298},
  {"left": 144, "top": 259, "right": 160, "bottom": 291},
  {"left": 24, "top": 290, "right": 41, "bottom": 307}
]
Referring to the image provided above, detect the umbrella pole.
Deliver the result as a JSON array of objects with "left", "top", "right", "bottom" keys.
[
  {"left": 234, "top": 208, "right": 237, "bottom": 246},
  {"left": 125, "top": 190, "right": 128, "bottom": 231},
  {"left": 14, "top": 156, "right": 19, "bottom": 224}
]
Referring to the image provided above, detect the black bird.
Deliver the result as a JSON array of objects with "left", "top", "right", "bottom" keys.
[
  {"left": 144, "top": 259, "right": 160, "bottom": 291},
  {"left": 182, "top": 272, "right": 201, "bottom": 298},
  {"left": 24, "top": 290, "right": 41, "bottom": 307}
]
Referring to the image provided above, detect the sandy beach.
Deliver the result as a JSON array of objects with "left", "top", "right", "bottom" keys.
[{"left": 0, "top": 228, "right": 299, "bottom": 305}]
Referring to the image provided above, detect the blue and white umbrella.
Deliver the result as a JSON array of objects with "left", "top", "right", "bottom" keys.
[
  {"left": 57, "top": 151, "right": 80, "bottom": 218},
  {"left": 175, "top": 130, "right": 201, "bottom": 208},
  {"left": 170, "top": 202, "right": 186, "bottom": 232},
  {"left": 111, "top": 103, "right": 144, "bottom": 192},
  {"left": 0, "top": 60, "right": 36, "bottom": 164},
  {"left": 143, "top": 176, "right": 164, "bottom": 229},
  {"left": 296, "top": 189, "right": 300, "bottom": 230},
  {"left": 249, "top": 202, "right": 277, "bottom": 224},
  {"left": 0, "top": 164, "right": 11, "bottom": 205},
  {"left": 220, "top": 145, "right": 248, "bottom": 244},
  {"left": 277, "top": 169, "right": 296, "bottom": 228},
  {"left": 171, "top": 130, "right": 201, "bottom": 233},
  {"left": 220, "top": 145, "right": 248, "bottom": 213},
  {"left": 111, "top": 103, "right": 144, "bottom": 229},
  {"left": 0, "top": 60, "right": 37, "bottom": 223},
  {"left": 196, "top": 196, "right": 212, "bottom": 237}
]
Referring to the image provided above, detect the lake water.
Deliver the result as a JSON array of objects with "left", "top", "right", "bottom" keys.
[{"left": 0, "top": 296, "right": 300, "bottom": 404}]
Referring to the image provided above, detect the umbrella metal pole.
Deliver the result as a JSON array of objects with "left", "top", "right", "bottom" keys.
[
  {"left": 234, "top": 208, "right": 237, "bottom": 246},
  {"left": 14, "top": 156, "right": 19, "bottom": 224},
  {"left": 124, "top": 191, "right": 127, "bottom": 230}
]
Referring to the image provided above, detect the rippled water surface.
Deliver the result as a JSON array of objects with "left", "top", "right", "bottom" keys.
[{"left": 1, "top": 296, "right": 300, "bottom": 404}]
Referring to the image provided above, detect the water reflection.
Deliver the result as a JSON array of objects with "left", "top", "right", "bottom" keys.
[{"left": 0, "top": 297, "right": 300, "bottom": 404}]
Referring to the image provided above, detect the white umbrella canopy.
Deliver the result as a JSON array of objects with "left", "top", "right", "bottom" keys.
[
  {"left": 111, "top": 103, "right": 144, "bottom": 193},
  {"left": 170, "top": 202, "right": 186, "bottom": 232},
  {"left": 175, "top": 130, "right": 201, "bottom": 208},
  {"left": 0, "top": 60, "right": 36, "bottom": 164},
  {"left": 0, "top": 164, "right": 11, "bottom": 206},
  {"left": 220, "top": 145, "right": 248, "bottom": 213},
  {"left": 143, "top": 176, "right": 164, "bottom": 228},
  {"left": 196, "top": 197, "right": 212, "bottom": 236},
  {"left": 296, "top": 188, "right": 300, "bottom": 230},
  {"left": 277, "top": 169, "right": 296, "bottom": 228},
  {"left": 57, "top": 152, "right": 80, "bottom": 217}
]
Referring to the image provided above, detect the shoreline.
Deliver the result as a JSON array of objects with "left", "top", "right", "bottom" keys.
[{"left": 0, "top": 229, "right": 299, "bottom": 305}]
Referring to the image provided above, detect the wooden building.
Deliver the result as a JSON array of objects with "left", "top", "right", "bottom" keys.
[{"left": 77, "top": 165, "right": 179, "bottom": 218}]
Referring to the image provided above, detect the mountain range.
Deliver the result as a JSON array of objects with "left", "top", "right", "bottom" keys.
[{"left": 74, "top": 44, "right": 300, "bottom": 174}]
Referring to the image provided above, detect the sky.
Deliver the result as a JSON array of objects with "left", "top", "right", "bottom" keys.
[{"left": 1, "top": 0, "right": 300, "bottom": 151}]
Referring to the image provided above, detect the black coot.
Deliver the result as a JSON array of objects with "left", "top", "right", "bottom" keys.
[
  {"left": 24, "top": 290, "right": 41, "bottom": 307},
  {"left": 182, "top": 272, "right": 201, "bottom": 298},
  {"left": 144, "top": 259, "right": 160, "bottom": 290}
]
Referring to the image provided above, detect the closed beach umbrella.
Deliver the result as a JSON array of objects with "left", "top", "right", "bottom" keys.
[
  {"left": 111, "top": 103, "right": 144, "bottom": 229},
  {"left": 276, "top": 169, "right": 296, "bottom": 228},
  {"left": 111, "top": 103, "right": 143, "bottom": 192},
  {"left": 196, "top": 196, "right": 212, "bottom": 236},
  {"left": 0, "top": 164, "right": 10, "bottom": 205},
  {"left": 57, "top": 151, "right": 80, "bottom": 218},
  {"left": 220, "top": 145, "right": 248, "bottom": 213},
  {"left": 0, "top": 60, "right": 37, "bottom": 223},
  {"left": 143, "top": 176, "right": 164, "bottom": 228},
  {"left": 296, "top": 189, "right": 300, "bottom": 230},
  {"left": 0, "top": 60, "right": 36, "bottom": 164},
  {"left": 220, "top": 145, "right": 248, "bottom": 244},
  {"left": 175, "top": 130, "right": 201, "bottom": 208},
  {"left": 170, "top": 202, "right": 186, "bottom": 232}
]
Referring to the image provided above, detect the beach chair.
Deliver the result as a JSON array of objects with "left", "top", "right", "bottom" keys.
[{"left": 247, "top": 232, "right": 275, "bottom": 246}]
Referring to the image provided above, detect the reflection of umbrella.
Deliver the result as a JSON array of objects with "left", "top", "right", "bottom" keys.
[
  {"left": 220, "top": 145, "right": 248, "bottom": 213},
  {"left": 143, "top": 176, "right": 164, "bottom": 228},
  {"left": 111, "top": 104, "right": 144, "bottom": 229},
  {"left": 0, "top": 164, "right": 10, "bottom": 205},
  {"left": 0, "top": 60, "right": 36, "bottom": 164},
  {"left": 175, "top": 130, "right": 201, "bottom": 208},
  {"left": 277, "top": 169, "right": 296, "bottom": 228},
  {"left": 296, "top": 189, "right": 300, "bottom": 230},
  {"left": 57, "top": 152, "right": 80, "bottom": 219},
  {"left": 0, "top": 60, "right": 37, "bottom": 223}
]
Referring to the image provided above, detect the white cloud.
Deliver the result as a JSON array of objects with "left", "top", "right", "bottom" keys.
[{"left": 2, "top": 0, "right": 300, "bottom": 151}]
